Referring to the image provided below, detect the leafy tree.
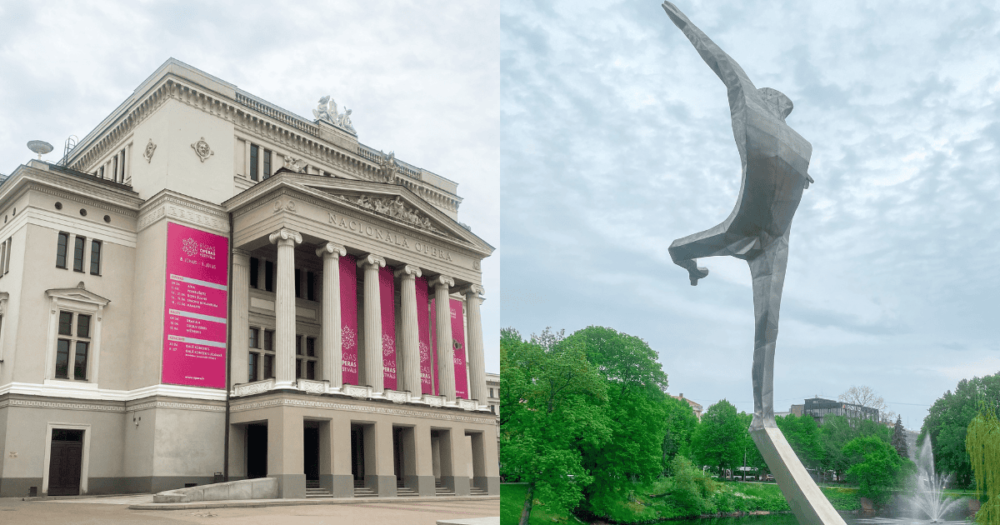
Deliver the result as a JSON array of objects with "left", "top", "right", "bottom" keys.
[
  {"left": 663, "top": 396, "right": 699, "bottom": 471},
  {"left": 819, "top": 415, "right": 890, "bottom": 481},
  {"left": 920, "top": 372, "right": 1000, "bottom": 488},
  {"left": 966, "top": 394, "right": 1000, "bottom": 524},
  {"left": 737, "top": 412, "right": 767, "bottom": 479},
  {"left": 776, "top": 414, "right": 824, "bottom": 470},
  {"left": 891, "top": 415, "right": 909, "bottom": 459},
  {"left": 843, "top": 436, "right": 913, "bottom": 507},
  {"left": 562, "top": 326, "right": 669, "bottom": 517},
  {"left": 691, "top": 400, "right": 744, "bottom": 477},
  {"left": 499, "top": 328, "right": 611, "bottom": 525}
]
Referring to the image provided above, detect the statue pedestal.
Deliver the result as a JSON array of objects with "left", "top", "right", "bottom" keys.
[{"left": 751, "top": 426, "right": 847, "bottom": 525}]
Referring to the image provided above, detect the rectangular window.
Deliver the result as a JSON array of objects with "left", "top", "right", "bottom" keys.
[
  {"left": 74, "top": 342, "right": 89, "bottom": 380},
  {"left": 58, "top": 312, "right": 73, "bottom": 336},
  {"left": 306, "top": 360, "right": 316, "bottom": 380},
  {"left": 249, "top": 327, "right": 259, "bottom": 349},
  {"left": 306, "top": 272, "right": 315, "bottom": 301},
  {"left": 248, "top": 352, "right": 259, "bottom": 382},
  {"left": 264, "top": 355, "right": 274, "bottom": 379},
  {"left": 56, "top": 339, "right": 70, "bottom": 379},
  {"left": 264, "top": 330, "right": 274, "bottom": 351},
  {"left": 73, "top": 236, "right": 86, "bottom": 272},
  {"left": 263, "top": 150, "right": 272, "bottom": 179},
  {"left": 121, "top": 149, "right": 126, "bottom": 182},
  {"left": 306, "top": 337, "right": 315, "bottom": 357},
  {"left": 295, "top": 335, "right": 302, "bottom": 356},
  {"left": 89, "top": 240, "right": 102, "bottom": 275},
  {"left": 250, "top": 144, "right": 259, "bottom": 181},
  {"left": 113, "top": 155, "right": 119, "bottom": 183},
  {"left": 77, "top": 314, "right": 91, "bottom": 338},
  {"left": 296, "top": 358, "right": 302, "bottom": 379},
  {"left": 56, "top": 232, "right": 69, "bottom": 269},
  {"left": 294, "top": 269, "right": 301, "bottom": 298},
  {"left": 0, "top": 241, "right": 6, "bottom": 279},
  {"left": 99, "top": 166, "right": 104, "bottom": 179},
  {"left": 249, "top": 257, "right": 259, "bottom": 289},
  {"left": 265, "top": 260, "right": 274, "bottom": 292},
  {"left": 4, "top": 237, "right": 9, "bottom": 274}
]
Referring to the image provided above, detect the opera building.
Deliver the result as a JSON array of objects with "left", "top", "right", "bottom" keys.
[{"left": 0, "top": 59, "right": 497, "bottom": 499}]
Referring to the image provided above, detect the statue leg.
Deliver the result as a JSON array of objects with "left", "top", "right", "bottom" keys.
[
  {"left": 747, "top": 229, "right": 790, "bottom": 431},
  {"left": 669, "top": 223, "right": 761, "bottom": 285}
]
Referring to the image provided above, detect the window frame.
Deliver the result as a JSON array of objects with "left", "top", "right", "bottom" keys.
[
  {"left": 44, "top": 287, "right": 109, "bottom": 386},
  {"left": 55, "top": 311, "right": 92, "bottom": 381},
  {"left": 89, "top": 240, "right": 102, "bottom": 276},
  {"left": 250, "top": 144, "right": 259, "bottom": 181},
  {"left": 56, "top": 232, "right": 69, "bottom": 269},
  {"left": 263, "top": 149, "right": 272, "bottom": 180},
  {"left": 72, "top": 235, "right": 86, "bottom": 273}
]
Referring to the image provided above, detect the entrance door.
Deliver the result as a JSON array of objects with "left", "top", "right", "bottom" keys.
[
  {"left": 247, "top": 424, "right": 268, "bottom": 479},
  {"left": 393, "top": 427, "right": 404, "bottom": 485},
  {"left": 303, "top": 427, "right": 320, "bottom": 482},
  {"left": 48, "top": 429, "right": 84, "bottom": 496},
  {"left": 350, "top": 426, "right": 365, "bottom": 482}
]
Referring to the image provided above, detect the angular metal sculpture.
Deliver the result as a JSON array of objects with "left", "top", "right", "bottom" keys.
[{"left": 661, "top": 3, "right": 844, "bottom": 524}]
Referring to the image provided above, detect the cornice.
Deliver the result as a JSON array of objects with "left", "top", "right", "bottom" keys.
[
  {"left": 230, "top": 396, "right": 496, "bottom": 425},
  {"left": 137, "top": 190, "right": 229, "bottom": 234},
  {"left": 1, "top": 166, "right": 143, "bottom": 217}
]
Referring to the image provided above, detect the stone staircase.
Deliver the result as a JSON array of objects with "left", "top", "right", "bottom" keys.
[
  {"left": 396, "top": 478, "right": 418, "bottom": 497},
  {"left": 353, "top": 479, "right": 377, "bottom": 498},
  {"left": 435, "top": 479, "right": 454, "bottom": 496},
  {"left": 305, "top": 479, "right": 332, "bottom": 498},
  {"left": 470, "top": 484, "right": 488, "bottom": 496}
]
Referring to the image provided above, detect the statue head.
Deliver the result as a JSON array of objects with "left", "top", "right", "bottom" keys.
[{"left": 758, "top": 87, "right": 793, "bottom": 121}]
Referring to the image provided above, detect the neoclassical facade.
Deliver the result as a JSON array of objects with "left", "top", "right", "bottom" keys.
[{"left": 0, "top": 59, "right": 497, "bottom": 499}]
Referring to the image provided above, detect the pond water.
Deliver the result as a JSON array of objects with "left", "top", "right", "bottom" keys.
[{"left": 670, "top": 513, "right": 973, "bottom": 525}]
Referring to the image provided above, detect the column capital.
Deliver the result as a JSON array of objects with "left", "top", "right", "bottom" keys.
[
  {"left": 232, "top": 248, "right": 251, "bottom": 265},
  {"left": 458, "top": 284, "right": 485, "bottom": 298},
  {"left": 394, "top": 265, "right": 422, "bottom": 279},
  {"left": 268, "top": 228, "right": 303, "bottom": 246},
  {"left": 357, "top": 253, "right": 386, "bottom": 269},
  {"left": 433, "top": 275, "right": 455, "bottom": 288},
  {"left": 316, "top": 242, "right": 347, "bottom": 259}
]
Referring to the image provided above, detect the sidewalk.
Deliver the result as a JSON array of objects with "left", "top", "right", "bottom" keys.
[{"left": 129, "top": 494, "right": 499, "bottom": 511}]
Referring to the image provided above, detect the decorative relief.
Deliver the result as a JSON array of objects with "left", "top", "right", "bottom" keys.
[
  {"left": 230, "top": 397, "right": 496, "bottom": 425},
  {"left": 191, "top": 137, "right": 214, "bottom": 162},
  {"left": 335, "top": 194, "right": 443, "bottom": 235},
  {"left": 342, "top": 384, "right": 371, "bottom": 400},
  {"left": 312, "top": 95, "right": 356, "bottom": 134},
  {"left": 283, "top": 155, "right": 308, "bottom": 173},
  {"left": 296, "top": 379, "right": 327, "bottom": 395},
  {"left": 473, "top": 260, "right": 481, "bottom": 271},
  {"left": 272, "top": 199, "right": 298, "bottom": 214},
  {"left": 458, "top": 399, "right": 477, "bottom": 411},
  {"left": 126, "top": 401, "right": 225, "bottom": 413},
  {"left": 0, "top": 398, "right": 125, "bottom": 412},
  {"left": 233, "top": 378, "right": 275, "bottom": 397},
  {"left": 143, "top": 139, "right": 157, "bottom": 163},
  {"left": 379, "top": 151, "right": 399, "bottom": 183},
  {"left": 386, "top": 390, "right": 409, "bottom": 405},
  {"left": 423, "top": 395, "right": 445, "bottom": 408},
  {"left": 138, "top": 203, "right": 228, "bottom": 234}
]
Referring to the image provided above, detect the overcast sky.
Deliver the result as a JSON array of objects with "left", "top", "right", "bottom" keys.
[
  {"left": 0, "top": 1, "right": 499, "bottom": 374},
  {"left": 502, "top": 0, "right": 1000, "bottom": 430}
]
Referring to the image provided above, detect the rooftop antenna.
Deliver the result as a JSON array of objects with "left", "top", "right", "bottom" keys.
[
  {"left": 27, "top": 140, "right": 54, "bottom": 160},
  {"left": 61, "top": 135, "right": 78, "bottom": 165}
]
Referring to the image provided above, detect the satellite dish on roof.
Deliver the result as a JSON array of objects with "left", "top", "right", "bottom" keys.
[{"left": 27, "top": 140, "right": 54, "bottom": 160}]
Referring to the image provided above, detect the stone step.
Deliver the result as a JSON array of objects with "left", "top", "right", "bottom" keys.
[{"left": 396, "top": 487, "right": 419, "bottom": 497}]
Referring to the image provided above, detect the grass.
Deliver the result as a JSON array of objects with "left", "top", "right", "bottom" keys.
[{"left": 501, "top": 483, "right": 588, "bottom": 525}]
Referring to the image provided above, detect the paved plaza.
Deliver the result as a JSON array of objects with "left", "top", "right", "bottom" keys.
[{"left": 0, "top": 495, "right": 500, "bottom": 524}]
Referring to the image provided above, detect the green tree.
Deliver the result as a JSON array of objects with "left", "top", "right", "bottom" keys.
[
  {"left": 662, "top": 396, "right": 699, "bottom": 471},
  {"left": 737, "top": 412, "right": 767, "bottom": 479},
  {"left": 562, "top": 326, "right": 669, "bottom": 517},
  {"left": 691, "top": 400, "right": 744, "bottom": 477},
  {"left": 966, "top": 396, "right": 1000, "bottom": 524},
  {"left": 819, "top": 415, "right": 891, "bottom": 481},
  {"left": 776, "top": 414, "right": 825, "bottom": 470},
  {"left": 499, "top": 328, "right": 611, "bottom": 525},
  {"left": 843, "top": 436, "right": 913, "bottom": 507},
  {"left": 921, "top": 372, "right": 1000, "bottom": 488},
  {"left": 891, "top": 415, "right": 908, "bottom": 459}
]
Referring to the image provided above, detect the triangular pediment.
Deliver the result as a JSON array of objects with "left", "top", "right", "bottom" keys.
[
  {"left": 290, "top": 178, "right": 493, "bottom": 254},
  {"left": 46, "top": 285, "right": 111, "bottom": 306}
]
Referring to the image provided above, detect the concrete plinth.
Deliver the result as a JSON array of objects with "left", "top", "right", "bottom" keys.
[{"left": 751, "top": 426, "right": 846, "bottom": 525}]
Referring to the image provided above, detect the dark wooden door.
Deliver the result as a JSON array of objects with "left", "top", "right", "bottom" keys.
[
  {"left": 48, "top": 430, "right": 84, "bottom": 496},
  {"left": 303, "top": 427, "right": 320, "bottom": 481}
]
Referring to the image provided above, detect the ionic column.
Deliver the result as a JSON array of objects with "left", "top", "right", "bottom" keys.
[
  {"left": 231, "top": 248, "right": 251, "bottom": 386},
  {"left": 433, "top": 275, "right": 456, "bottom": 403},
  {"left": 395, "top": 265, "right": 422, "bottom": 396},
  {"left": 317, "top": 242, "right": 347, "bottom": 390},
  {"left": 461, "top": 284, "right": 488, "bottom": 406},
  {"left": 269, "top": 228, "right": 302, "bottom": 389},
  {"left": 358, "top": 254, "right": 386, "bottom": 394}
]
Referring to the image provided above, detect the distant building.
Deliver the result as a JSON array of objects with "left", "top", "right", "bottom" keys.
[
  {"left": 797, "top": 397, "right": 879, "bottom": 427},
  {"left": 672, "top": 393, "right": 702, "bottom": 421}
]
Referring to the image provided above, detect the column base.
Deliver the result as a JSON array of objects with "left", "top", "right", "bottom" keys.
[
  {"left": 320, "top": 474, "right": 354, "bottom": 498},
  {"left": 751, "top": 426, "right": 846, "bottom": 525},
  {"left": 366, "top": 474, "right": 397, "bottom": 498},
  {"left": 406, "top": 475, "right": 436, "bottom": 497},
  {"left": 274, "top": 473, "right": 306, "bottom": 499},
  {"left": 441, "top": 475, "right": 470, "bottom": 496},
  {"left": 473, "top": 476, "right": 501, "bottom": 496}
]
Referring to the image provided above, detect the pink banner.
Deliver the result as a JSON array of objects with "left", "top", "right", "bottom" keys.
[
  {"left": 162, "top": 222, "right": 229, "bottom": 389},
  {"left": 379, "top": 266, "right": 397, "bottom": 390},
  {"left": 416, "top": 276, "right": 432, "bottom": 394},
  {"left": 451, "top": 298, "right": 468, "bottom": 399},
  {"left": 430, "top": 298, "right": 440, "bottom": 395},
  {"left": 340, "top": 255, "right": 359, "bottom": 385}
]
